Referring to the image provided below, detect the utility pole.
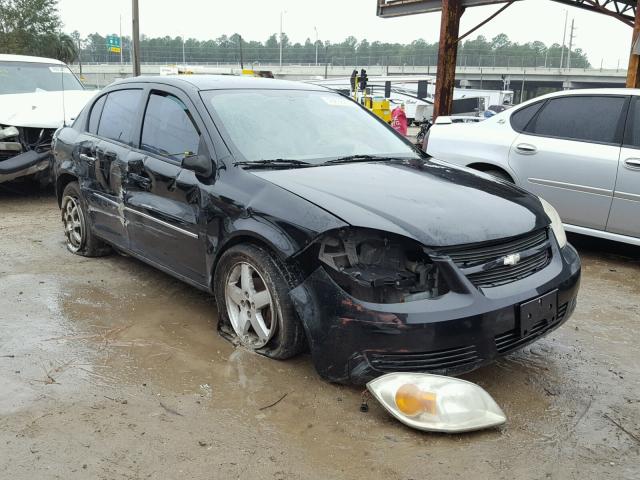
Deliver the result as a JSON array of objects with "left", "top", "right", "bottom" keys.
[
  {"left": 182, "top": 35, "right": 186, "bottom": 65},
  {"left": 626, "top": 0, "right": 640, "bottom": 87},
  {"left": 314, "top": 26, "right": 319, "bottom": 66},
  {"left": 279, "top": 11, "right": 285, "bottom": 67},
  {"left": 77, "top": 36, "right": 83, "bottom": 77},
  {"left": 559, "top": 10, "right": 568, "bottom": 69},
  {"left": 239, "top": 34, "right": 244, "bottom": 70},
  {"left": 119, "top": 15, "right": 123, "bottom": 65},
  {"left": 433, "top": 0, "right": 462, "bottom": 120},
  {"left": 567, "top": 19, "right": 575, "bottom": 69},
  {"left": 131, "top": 0, "right": 141, "bottom": 76}
]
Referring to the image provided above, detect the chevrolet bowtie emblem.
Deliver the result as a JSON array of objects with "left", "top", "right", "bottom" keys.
[{"left": 502, "top": 253, "right": 521, "bottom": 266}]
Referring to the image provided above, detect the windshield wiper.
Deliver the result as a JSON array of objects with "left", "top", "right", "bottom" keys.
[
  {"left": 322, "top": 155, "right": 409, "bottom": 165},
  {"left": 233, "top": 159, "right": 312, "bottom": 169}
]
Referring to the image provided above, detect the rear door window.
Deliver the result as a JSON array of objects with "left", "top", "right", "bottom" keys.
[
  {"left": 140, "top": 91, "right": 201, "bottom": 162},
  {"left": 623, "top": 96, "right": 640, "bottom": 149},
  {"left": 87, "top": 94, "right": 106, "bottom": 134},
  {"left": 526, "top": 95, "right": 627, "bottom": 145},
  {"left": 510, "top": 101, "right": 544, "bottom": 132},
  {"left": 97, "top": 89, "right": 143, "bottom": 145}
]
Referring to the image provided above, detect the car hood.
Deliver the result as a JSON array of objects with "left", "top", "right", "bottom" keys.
[
  {"left": 0, "top": 90, "right": 97, "bottom": 128},
  {"left": 251, "top": 160, "right": 548, "bottom": 247}
]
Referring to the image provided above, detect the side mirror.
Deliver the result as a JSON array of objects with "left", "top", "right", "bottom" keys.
[{"left": 182, "top": 136, "right": 213, "bottom": 178}]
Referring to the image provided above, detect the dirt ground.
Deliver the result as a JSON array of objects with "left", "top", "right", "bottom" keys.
[{"left": 1, "top": 184, "right": 639, "bottom": 480}]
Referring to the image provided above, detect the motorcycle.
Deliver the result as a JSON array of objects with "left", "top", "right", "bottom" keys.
[{"left": 415, "top": 119, "right": 433, "bottom": 149}]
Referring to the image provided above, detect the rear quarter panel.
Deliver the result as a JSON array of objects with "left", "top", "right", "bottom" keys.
[{"left": 426, "top": 115, "right": 518, "bottom": 173}]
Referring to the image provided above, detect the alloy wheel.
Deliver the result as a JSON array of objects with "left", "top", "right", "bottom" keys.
[
  {"left": 61, "top": 195, "right": 84, "bottom": 252},
  {"left": 225, "top": 261, "right": 276, "bottom": 349}
]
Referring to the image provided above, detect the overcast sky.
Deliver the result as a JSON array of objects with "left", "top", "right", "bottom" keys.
[{"left": 58, "top": 0, "right": 633, "bottom": 68}]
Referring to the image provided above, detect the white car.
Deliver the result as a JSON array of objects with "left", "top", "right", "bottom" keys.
[
  {"left": 426, "top": 88, "right": 640, "bottom": 246},
  {"left": 0, "top": 54, "right": 96, "bottom": 185}
]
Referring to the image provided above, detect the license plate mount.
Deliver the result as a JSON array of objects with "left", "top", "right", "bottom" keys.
[{"left": 519, "top": 290, "right": 558, "bottom": 337}]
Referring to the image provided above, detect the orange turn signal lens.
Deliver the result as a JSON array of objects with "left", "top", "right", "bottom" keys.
[{"left": 394, "top": 383, "right": 437, "bottom": 417}]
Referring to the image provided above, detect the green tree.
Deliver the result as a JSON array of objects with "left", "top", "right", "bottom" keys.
[{"left": 0, "top": 0, "right": 77, "bottom": 63}]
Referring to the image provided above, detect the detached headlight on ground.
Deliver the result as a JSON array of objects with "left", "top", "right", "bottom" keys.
[
  {"left": 539, "top": 197, "right": 567, "bottom": 248},
  {"left": 367, "top": 373, "right": 506, "bottom": 433}
]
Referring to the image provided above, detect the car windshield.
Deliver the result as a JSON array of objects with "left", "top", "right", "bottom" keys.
[
  {"left": 201, "top": 89, "right": 420, "bottom": 164},
  {"left": 0, "top": 61, "right": 84, "bottom": 94}
]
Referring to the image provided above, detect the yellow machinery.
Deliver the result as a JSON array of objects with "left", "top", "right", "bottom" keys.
[
  {"left": 352, "top": 90, "right": 391, "bottom": 123},
  {"left": 363, "top": 95, "right": 392, "bottom": 123},
  {"left": 241, "top": 69, "right": 275, "bottom": 78}
]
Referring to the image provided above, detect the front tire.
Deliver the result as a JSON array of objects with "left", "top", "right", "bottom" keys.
[
  {"left": 61, "top": 182, "right": 111, "bottom": 257},
  {"left": 213, "top": 244, "right": 306, "bottom": 360}
]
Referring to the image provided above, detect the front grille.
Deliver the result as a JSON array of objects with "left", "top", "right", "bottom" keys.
[
  {"left": 21, "top": 127, "right": 54, "bottom": 150},
  {"left": 366, "top": 344, "right": 480, "bottom": 373},
  {"left": 441, "top": 229, "right": 551, "bottom": 288},
  {"left": 495, "top": 302, "right": 568, "bottom": 354},
  {"left": 467, "top": 249, "right": 550, "bottom": 287}
]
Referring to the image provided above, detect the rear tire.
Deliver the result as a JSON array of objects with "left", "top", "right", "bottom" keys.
[
  {"left": 61, "top": 182, "right": 111, "bottom": 257},
  {"left": 213, "top": 244, "right": 306, "bottom": 360}
]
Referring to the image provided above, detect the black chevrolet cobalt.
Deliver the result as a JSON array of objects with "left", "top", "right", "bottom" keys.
[{"left": 52, "top": 75, "right": 580, "bottom": 384}]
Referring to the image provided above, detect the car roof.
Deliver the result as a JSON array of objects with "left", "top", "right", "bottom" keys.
[
  {"left": 536, "top": 87, "right": 640, "bottom": 99},
  {"left": 499, "top": 87, "right": 640, "bottom": 116},
  {"left": 0, "top": 54, "right": 65, "bottom": 65},
  {"left": 114, "top": 74, "right": 330, "bottom": 92}
]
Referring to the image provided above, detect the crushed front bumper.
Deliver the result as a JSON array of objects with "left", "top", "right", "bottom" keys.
[
  {"left": 0, "top": 125, "right": 54, "bottom": 184},
  {"left": 0, "top": 150, "right": 51, "bottom": 183},
  {"left": 290, "top": 241, "right": 581, "bottom": 385}
]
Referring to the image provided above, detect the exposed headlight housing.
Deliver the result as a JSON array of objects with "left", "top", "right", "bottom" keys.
[
  {"left": 539, "top": 197, "right": 567, "bottom": 248},
  {"left": 367, "top": 373, "right": 506, "bottom": 433},
  {"left": 0, "top": 125, "right": 19, "bottom": 141},
  {"left": 316, "top": 228, "right": 449, "bottom": 303}
]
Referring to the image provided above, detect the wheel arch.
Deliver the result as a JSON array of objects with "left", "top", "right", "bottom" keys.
[
  {"left": 208, "top": 224, "right": 308, "bottom": 291},
  {"left": 56, "top": 172, "right": 79, "bottom": 207},
  {"left": 467, "top": 162, "right": 515, "bottom": 182}
]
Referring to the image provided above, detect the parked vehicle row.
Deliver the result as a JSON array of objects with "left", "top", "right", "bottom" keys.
[
  {"left": 426, "top": 88, "right": 640, "bottom": 246},
  {"left": 52, "top": 75, "right": 580, "bottom": 384}
]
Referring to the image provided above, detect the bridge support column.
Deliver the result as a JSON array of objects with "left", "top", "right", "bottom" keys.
[
  {"left": 626, "top": 0, "right": 640, "bottom": 88},
  {"left": 433, "top": 0, "right": 463, "bottom": 119}
]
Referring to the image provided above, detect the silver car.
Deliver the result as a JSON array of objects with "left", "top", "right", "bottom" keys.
[{"left": 426, "top": 88, "right": 640, "bottom": 246}]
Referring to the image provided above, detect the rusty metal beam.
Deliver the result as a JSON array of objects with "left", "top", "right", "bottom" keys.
[
  {"left": 626, "top": 0, "right": 640, "bottom": 87},
  {"left": 377, "top": 0, "right": 513, "bottom": 17},
  {"left": 377, "top": 0, "right": 637, "bottom": 24},
  {"left": 551, "top": 0, "right": 634, "bottom": 25},
  {"left": 433, "top": 0, "right": 463, "bottom": 119},
  {"left": 457, "top": 1, "right": 515, "bottom": 43}
]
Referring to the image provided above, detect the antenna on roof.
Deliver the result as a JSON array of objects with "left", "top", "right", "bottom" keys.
[{"left": 60, "top": 63, "right": 67, "bottom": 128}]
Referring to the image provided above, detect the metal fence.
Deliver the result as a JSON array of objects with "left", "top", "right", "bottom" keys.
[{"left": 76, "top": 48, "right": 594, "bottom": 70}]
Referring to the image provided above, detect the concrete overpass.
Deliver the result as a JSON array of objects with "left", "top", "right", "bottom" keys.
[{"left": 70, "top": 63, "right": 628, "bottom": 100}]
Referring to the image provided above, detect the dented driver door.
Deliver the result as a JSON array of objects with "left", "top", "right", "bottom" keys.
[
  {"left": 85, "top": 89, "right": 145, "bottom": 250},
  {"left": 89, "top": 140, "right": 130, "bottom": 248}
]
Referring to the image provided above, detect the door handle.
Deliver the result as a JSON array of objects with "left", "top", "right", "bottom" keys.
[
  {"left": 129, "top": 173, "right": 152, "bottom": 190},
  {"left": 515, "top": 143, "right": 537, "bottom": 154},
  {"left": 624, "top": 158, "right": 640, "bottom": 170}
]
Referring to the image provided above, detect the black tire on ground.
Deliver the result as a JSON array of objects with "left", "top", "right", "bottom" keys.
[
  {"left": 60, "top": 181, "right": 111, "bottom": 257},
  {"left": 484, "top": 169, "right": 513, "bottom": 183},
  {"left": 213, "top": 243, "right": 307, "bottom": 360}
]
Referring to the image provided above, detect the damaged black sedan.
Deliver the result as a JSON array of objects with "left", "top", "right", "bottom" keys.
[{"left": 52, "top": 75, "right": 580, "bottom": 384}]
